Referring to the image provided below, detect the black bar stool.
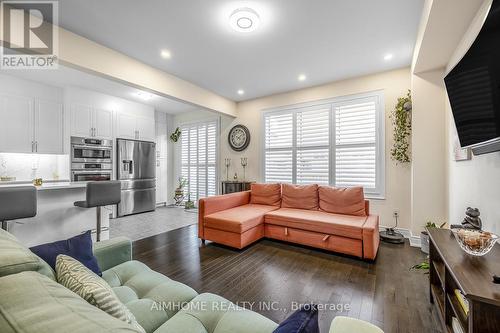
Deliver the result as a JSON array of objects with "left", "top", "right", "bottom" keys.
[
  {"left": 74, "top": 181, "right": 121, "bottom": 242},
  {"left": 0, "top": 186, "right": 37, "bottom": 231}
]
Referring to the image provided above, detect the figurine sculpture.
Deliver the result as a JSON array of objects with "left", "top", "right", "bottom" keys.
[{"left": 462, "top": 207, "right": 482, "bottom": 230}]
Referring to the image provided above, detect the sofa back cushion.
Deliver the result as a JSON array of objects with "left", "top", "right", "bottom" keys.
[
  {"left": 0, "top": 271, "right": 144, "bottom": 333},
  {"left": 250, "top": 183, "right": 281, "bottom": 206},
  {"left": 281, "top": 184, "right": 318, "bottom": 210},
  {"left": 0, "top": 229, "right": 55, "bottom": 280},
  {"left": 318, "top": 186, "right": 366, "bottom": 216}
]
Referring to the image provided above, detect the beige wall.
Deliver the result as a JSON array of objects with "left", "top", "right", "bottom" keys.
[
  {"left": 219, "top": 68, "right": 412, "bottom": 230},
  {"left": 410, "top": 70, "right": 448, "bottom": 235}
]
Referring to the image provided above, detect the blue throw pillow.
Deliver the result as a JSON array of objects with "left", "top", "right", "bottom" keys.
[
  {"left": 30, "top": 230, "right": 101, "bottom": 276},
  {"left": 274, "top": 304, "right": 319, "bottom": 333}
]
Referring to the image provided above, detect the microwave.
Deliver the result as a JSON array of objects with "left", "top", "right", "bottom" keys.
[{"left": 71, "top": 136, "right": 112, "bottom": 163}]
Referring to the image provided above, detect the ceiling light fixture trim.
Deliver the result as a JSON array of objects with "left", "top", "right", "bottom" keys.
[{"left": 229, "top": 7, "right": 260, "bottom": 33}]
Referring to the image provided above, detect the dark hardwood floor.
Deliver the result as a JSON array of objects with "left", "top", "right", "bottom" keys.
[{"left": 133, "top": 225, "right": 442, "bottom": 333}]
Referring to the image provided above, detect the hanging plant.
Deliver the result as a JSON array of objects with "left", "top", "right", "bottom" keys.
[
  {"left": 170, "top": 127, "right": 182, "bottom": 143},
  {"left": 390, "top": 90, "right": 412, "bottom": 163}
]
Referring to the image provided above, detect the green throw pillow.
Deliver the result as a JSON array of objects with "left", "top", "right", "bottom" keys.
[{"left": 55, "top": 254, "right": 145, "bottom": 333}]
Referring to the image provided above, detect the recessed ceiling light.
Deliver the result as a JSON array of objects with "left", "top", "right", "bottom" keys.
[
  {"left": 136, "top": 92, "right": 153, "bottom": 101},
  {"left": 229, "top": 7, "right": 260, "bottom": 33},
  {"left": 237, "top": 89, "right": 245, "bottom": 95},
  {"left": 384, "top": 53, "right": 393, "bottom": 61},
  {"left": 298, "top": 74, "right": 307, "bottom": 82},
  {"left": 160, "top": 49, "right": 172, "bottom": 59}
]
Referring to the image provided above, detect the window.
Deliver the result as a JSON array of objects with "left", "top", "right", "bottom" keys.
[
  {"left": 180, "top": 120, "right": 218, "bottom": 203},
  {"left": 263, "top": 92, "right": 384, "bottom": 197}
]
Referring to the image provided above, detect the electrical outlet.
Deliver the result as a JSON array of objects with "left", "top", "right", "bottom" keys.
[{"left": 393, "top": 210, "right": 400, "bottom": 218}]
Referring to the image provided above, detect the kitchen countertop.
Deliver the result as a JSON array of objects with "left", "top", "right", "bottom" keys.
[{"left": 0, "top": 181, "right": 88, "bottom": 191}]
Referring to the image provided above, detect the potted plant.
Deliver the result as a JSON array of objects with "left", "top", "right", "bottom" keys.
[
  {"left": 184, "top": 194, "right": 195, "bottom": 210},
  {"left": 421, "top": 221, "right": 446, "bottom": 254},
  {"left": 174, "top": 177, "right": 188, "bottom": 206}
]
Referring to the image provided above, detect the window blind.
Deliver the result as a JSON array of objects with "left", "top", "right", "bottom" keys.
[
  {"left": 263, "top": 92, "right": 383, "bottom": 196},
  {"left": 181, "top": 120, "right": 218, "bottom": 203},
  {"left": 335, "top": 100, "right": 377, "bottom": 189}
]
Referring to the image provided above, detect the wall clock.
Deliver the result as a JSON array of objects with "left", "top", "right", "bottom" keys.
[{"left": 228, "top": 124, "right": 250, "bottom": 151}]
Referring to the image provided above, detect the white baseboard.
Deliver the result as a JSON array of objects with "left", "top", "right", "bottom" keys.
[{"left": 379, "top": 226, "right": 422, "bottom": 248}]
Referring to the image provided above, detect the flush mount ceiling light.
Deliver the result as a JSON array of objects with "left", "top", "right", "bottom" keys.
[
  {"left": 237, "top": 89, "right": 245, "bottom": 95},
  {"left": 298, "top": 74, "right": 307, "bottom": 82},
  {"left": 229, "top": 7, "right": 260, "bottom": 33}
]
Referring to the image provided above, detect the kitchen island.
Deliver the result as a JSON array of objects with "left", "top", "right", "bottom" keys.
[{"left": 0, "top": 181, "right": 111, "bottom": 246}]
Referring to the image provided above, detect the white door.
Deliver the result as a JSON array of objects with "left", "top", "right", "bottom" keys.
[
  {"left": 116, "top": 113, "right": 137, "bottom": 139},
  {"left": 70, "top": 104, "right": 93, "bottom": 137},
  {"left": 136, "top": 116, "right": 155, "bottom": 141},
  {"left": 35, "top": 100, "right": 64, "bottom": 154},
  {"left": 0, "top": 95, "right": 34, "bottom": 153},
  {"left": 93, "top": 108, "right": 113, "bottom": 139}
]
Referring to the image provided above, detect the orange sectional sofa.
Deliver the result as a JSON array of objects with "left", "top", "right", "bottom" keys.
[{"left": 198, "top": 183, "right": 380, "bottom": 260}]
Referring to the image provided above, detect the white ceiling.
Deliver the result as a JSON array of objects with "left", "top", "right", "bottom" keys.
[
  {"left": 57, "top": 0, "right": 424, "bottom": 101},
  {"left": 0, "top": 63, "right": 197, "bottom": 114}
]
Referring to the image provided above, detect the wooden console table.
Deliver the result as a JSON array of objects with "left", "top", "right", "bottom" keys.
[
  {"left": 428, "top": 228, "right": 500, "bottom": 333},
  {"left": 221, "top": 181, "right": 253, "bottom": 194}
]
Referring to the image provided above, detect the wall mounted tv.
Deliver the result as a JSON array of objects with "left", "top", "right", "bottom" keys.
[{"left": 444, "top": 0, "right": 500, "bottom": 155}]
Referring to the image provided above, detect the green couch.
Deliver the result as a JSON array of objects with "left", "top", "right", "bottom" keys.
[{"left": 0, "top": 229, "right": 277, "bottom": 333}]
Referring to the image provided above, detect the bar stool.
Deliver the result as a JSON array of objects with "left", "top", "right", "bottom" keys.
[
  {"left": 74, "top": 181, "right": 121, "bottom": 242},
  {"left": 0, "top": 186, "right": 37, "bottom": 232}
]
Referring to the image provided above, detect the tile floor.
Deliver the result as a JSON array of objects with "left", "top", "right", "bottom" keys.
[{"left": 109, "top": 206, "right": 198, "bottom": 241}]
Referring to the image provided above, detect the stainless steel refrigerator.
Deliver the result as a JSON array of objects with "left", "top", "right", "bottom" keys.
[{"left": 117, "top": 138, "right": 156, "bottom": 216}]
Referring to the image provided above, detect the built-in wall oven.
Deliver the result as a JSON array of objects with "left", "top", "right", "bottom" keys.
[{"left": 71, "top": 137, "right": 113, "bottom": 182}]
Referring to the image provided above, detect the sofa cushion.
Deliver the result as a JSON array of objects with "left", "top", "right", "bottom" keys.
[
  {"left": 204, "top": 204, "right": 279, "bottom": 233},
  {"left": 250, "top": 183, "right": 282, "bottom": 206},
  {"left": 0, "top": 228, "right": 55, "bottom": 280},
  {"left": 155, "top": 293, "right": 278, "bottom": 333},
  {"left": 0, "top": 271, "right": 143, "bottom": 333},
  {"left": 264, "top": 208, "right": 368, "bottom": 240},
  {"left": 102, "top": 260, "right": 198, "bottom": 333},
  {"left": 55, "top": 255, "right": 144, "bottom": 332},
  {"left": 31, "top": 230, "right": 101, "bottom": 276},
  {"left": 281, "top": 184, "right": 318, "bottom": 210},
  {"left": 318, "top": 186, "right": 366, "bottom": 216}
]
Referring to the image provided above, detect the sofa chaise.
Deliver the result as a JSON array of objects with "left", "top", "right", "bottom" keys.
[{"left": 198, "top": 184, "right": 380, "bottom": 260}]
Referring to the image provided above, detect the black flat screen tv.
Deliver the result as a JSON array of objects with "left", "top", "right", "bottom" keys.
[{"left": 444, "top": 0, "right": 500, "bottom": 149}]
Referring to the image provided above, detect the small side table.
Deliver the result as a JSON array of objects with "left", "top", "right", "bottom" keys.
[{"left": 221, "top": 181, "right": 254, "bottom": 194}]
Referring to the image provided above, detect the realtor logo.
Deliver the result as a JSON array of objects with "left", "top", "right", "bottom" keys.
[{"left": 0, "top": 0, "right": 58, "bottom": 69}]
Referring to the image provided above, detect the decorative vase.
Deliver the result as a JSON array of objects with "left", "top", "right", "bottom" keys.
[{"left": 420, "top": 231, "right": 429, "bottom": 254}]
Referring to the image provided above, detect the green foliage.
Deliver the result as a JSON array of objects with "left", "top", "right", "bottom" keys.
[
  {"left": 410, "top": 258, "right": 430, "bottom": 273},
  {"left": 178, "top": 177, "right": 188, "bottom": 189},
  {"left": 390, "top": 90, "right": 412, "bottom": 163},
  {"left": 170, "top": 127, "right": 182, "bottom": 143},
  {"left": 425, "top": 221, "right": 447, "bottom": 229}
]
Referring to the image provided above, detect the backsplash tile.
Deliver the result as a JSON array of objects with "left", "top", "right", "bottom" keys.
[{"left": 0, "top": 153, "right": 69, "bottom": 182}]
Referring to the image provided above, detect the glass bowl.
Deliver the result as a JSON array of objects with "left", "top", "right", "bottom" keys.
[{"left": 452, "top": 229, "right": 498, "bottom": 256}]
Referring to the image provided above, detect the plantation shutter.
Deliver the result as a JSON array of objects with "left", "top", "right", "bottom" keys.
[
  {"left": 296, "top": 107, "right": 330, "bottom": 184},
  {"left": 264, "top": 112, "right": 293, "bottom": 183},
  {"left": 180, "top": 120, "right": 218, "bottom": 203},
  {"left": 334, "top": 98, "right": 377, "bottom": 189}
]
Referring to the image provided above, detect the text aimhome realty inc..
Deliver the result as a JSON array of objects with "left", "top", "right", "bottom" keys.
[{"left": 150, "top": 301, "right": 351, "bottom": 313}]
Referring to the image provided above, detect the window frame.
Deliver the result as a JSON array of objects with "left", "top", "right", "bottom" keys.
[
  {"left": 261, "top": 90, "right": 385, "bottom": 199},
  {"left": 177, "top": 117, "right": 220, "bottom": 203}
]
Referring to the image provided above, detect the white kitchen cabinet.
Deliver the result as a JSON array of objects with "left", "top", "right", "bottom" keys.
[
  {"left": 0, "top": 95, "right": 34, "bottom": 153},
  {"left": 35, "top": 100, "right": 64, "bottom": 154},
  {"left": 70, "top": 104, "right": 113, "bottom": 139},
  {"left": 116, "top": 113, "right": 155, "bottom": 141},
  {"left": 70, "top": 104, "right": 93, "bottom": 138},
  {"left": 94, "top": 108, "right": 113, "bottom": 140},
  {"left": 116, "top": 113, "right": 137, "bottom": 139},
  {"left": 0, "top": 94, "right": 64, "bottom": 154},
  {"left": 137, "top": 116, "right": 155, "bottom": 141}
]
